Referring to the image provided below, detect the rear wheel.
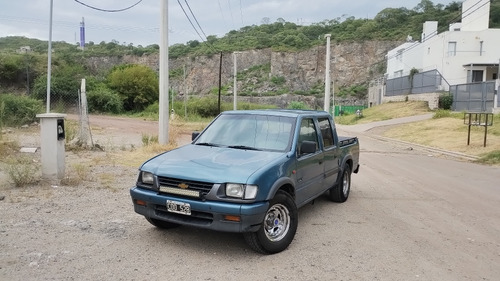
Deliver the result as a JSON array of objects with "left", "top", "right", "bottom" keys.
[
  {"left": 244, "top": 190, "right": 298, "bottom": 254},
  {"left": 329, "top": 164, "right": 351, "bottom": 203},
  {"left": 145, "top": 217, "right": 180, "bottom": 229}
]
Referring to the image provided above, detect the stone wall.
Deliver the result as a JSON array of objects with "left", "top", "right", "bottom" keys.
[
  {"left": 382, "top": 93, "right": 441, "bottom": 109},
  {"left": 84, "top": 41, "right": 399, "bottom": 96}
]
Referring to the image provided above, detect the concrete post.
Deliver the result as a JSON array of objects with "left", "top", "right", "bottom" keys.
[
  {"left": 233, "top": 51, "right": 238, "bottom": 110},
  {"left": 159, "top": 0, "right": 169, "bottom": 145},
  {"left": 324, "top": 34, "right": 331, "bottom": 114},
  {"left": 36, "top": 113, "right": 66, "bottom": 179}
]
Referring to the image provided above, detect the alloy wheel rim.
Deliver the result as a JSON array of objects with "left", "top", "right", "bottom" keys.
[
  {"left": 343, "top": 170, "right": 350, "bottom": 196},
  {"left": 263, "top": 203, "right": 290, "bottom": 242}
]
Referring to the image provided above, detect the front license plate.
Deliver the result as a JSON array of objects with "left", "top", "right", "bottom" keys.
[{"left": 166, "top": 200, "right": 191, "bottom": 215}]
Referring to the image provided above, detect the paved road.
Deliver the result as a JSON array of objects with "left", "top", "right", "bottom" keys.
[{"left": 332, "top": 126, "right": 500, "bottom": 280}]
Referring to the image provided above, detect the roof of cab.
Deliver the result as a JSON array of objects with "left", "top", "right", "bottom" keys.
[{"left": 221, "top": 109, "right": 331, "bottom": 118}]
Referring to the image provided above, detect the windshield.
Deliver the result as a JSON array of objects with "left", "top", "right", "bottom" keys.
[{"left": 195, "top": 114, "right": 295, "bottom": 152}]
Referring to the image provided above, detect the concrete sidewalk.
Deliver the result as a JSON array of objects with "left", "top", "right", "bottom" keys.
[
  {"left": 336, "top": 113, "right": 479, "bottom": 161},
  {"left": 336, "top": 113, "right": 434, "bottom": 133}
]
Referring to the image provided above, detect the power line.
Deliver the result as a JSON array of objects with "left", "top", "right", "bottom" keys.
[
  {"left": 0, "top": 14, "right": 158, "bottom": 33},
  {"left": 239, "top": 0, "right": 244, "bottom": 25},
  {"left": 227, "top": 0, "right": 235, "bottom": 29},
  {"left": 177, "top": 0, "right": 206, "bottom": 42},
  {"left": 73, "top": 0, "right": 143, "bottom": 13},
  {"left": 184, "top": 0, "right": 208, "bottom": 39},
  {"left": 218, "top": 0, "right": 227, "bottom": 24},
  {"left": 385, "top": 0, "right": 490, "bottom": 62}
]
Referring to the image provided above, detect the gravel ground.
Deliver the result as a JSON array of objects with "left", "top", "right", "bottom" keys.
[{"left": 1, "top": 115, "right": 499, "bottom": 281}]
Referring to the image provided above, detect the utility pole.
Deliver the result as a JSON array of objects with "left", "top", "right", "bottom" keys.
[
  {"left": 218, "top": 52, "right": 222, "bottom": 113},
  {"left": 324, "top": 34, "right": 331, "bottom": 115},
  {"left": 183, "top": 64, "right": 187, "bottom": 118},
  {"left": 495, "top": 59, "right": 499, "bottom": 109},
  {"left": 233, "top": 51, "right": 240, "bottom": 110},
  {"left": 46, "top": 0, "right": 54, "bottom": 113},
  {"left": 159, "top": 0, "right": 169, "bottom": 144}
]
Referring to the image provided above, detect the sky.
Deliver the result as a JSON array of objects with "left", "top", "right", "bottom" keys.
[{"left": 0, "top": 0, "right": 457, "bottom": 47}]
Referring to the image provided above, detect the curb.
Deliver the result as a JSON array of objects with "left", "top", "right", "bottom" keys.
[
  {"left": 362, "top": 133, "right": 479, "bottom": 161},
  {"left": 336, "top": 114, "right": 480, "bottom": 162}
]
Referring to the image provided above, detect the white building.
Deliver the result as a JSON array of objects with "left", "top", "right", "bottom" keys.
[
  {"left": 375, "top": 0, "right": 500, "bottom": 111},
  {"left": 386, "top": 0, "right": 499, "bottom": 85}
]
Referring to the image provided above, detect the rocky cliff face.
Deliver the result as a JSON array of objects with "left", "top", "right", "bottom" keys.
[{"left": 86, "top": 41, "right": 398, "bottom": 103}]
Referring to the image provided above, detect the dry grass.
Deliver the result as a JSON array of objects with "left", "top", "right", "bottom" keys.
[
  {"left": 384, "top": 116, "right": 500, "bottom": 158},
  {"left": 114, "top": 119, "right": 194, "bottom": 168},
  {"left": 337, "top": 101, "right": 431, "bottom": 125}
]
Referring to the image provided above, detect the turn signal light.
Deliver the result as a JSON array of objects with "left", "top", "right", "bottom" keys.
[
  {"left": 224, "top": 215, "right": 241, "bottom": 222},
  {"left": 135, "top": 199, "right": 147, "bottom": 206}
]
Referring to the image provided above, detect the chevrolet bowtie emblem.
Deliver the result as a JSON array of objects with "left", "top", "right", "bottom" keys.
[{"left": 178, "top": 183, "right": 189, "bottom": 189}]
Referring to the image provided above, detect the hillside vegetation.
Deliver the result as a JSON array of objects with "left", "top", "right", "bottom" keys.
[{"left": 1, "top": 0, "right": 499, "bottom": 124}]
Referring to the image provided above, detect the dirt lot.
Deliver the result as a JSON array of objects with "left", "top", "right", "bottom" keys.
[{"left": 1, "top": 115, "right": 499, "bottom": 280}]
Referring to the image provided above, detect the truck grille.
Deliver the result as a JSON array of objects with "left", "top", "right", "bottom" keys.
[{"left": 157, "top": 176, "right": 214, "bottom": 199}]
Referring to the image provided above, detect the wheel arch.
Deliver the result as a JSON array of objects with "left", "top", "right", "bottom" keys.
[
  {"left": 341, "top": 155, "right": 353, "bottom": 173},
  {"left": 265, "top": 177, "right": 295, "bottom": 201}
]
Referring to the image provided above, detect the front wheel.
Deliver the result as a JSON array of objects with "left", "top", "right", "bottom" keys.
[
  {"left": 244, "top": 190, "right": 298, "bottom": 254},
  {"left": 329, "top": 164, "right": 351, "bottom": 203}
]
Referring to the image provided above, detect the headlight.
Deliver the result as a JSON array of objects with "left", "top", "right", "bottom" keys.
[
  {"left": 244, "top": 185, "right": 258, "bottom": 199},
  {"left": 225, "top": 183, "right": 258, "bottom": 199},
  {"left": 141, "top": 171, "right": 154, "bottom": 185}
]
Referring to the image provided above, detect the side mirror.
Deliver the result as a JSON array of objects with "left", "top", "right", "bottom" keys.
[
  {"left": 192, "top": 132, "right": 200, "bottom": 141},
  {"left": 300, "top": 140, "right": 316, "bottom": 155}
]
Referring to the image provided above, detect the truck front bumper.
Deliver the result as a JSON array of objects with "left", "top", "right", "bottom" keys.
[{"left": 130, "top": 187, "right": 269, "bottom": 233}]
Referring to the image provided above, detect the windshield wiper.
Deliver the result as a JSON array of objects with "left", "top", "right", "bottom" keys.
[
  {"left": 196, "top": 142, "right": 220, "bottom": 147},
  {"left": 228, "top": 145, "right": 261, "bottom": 151}
]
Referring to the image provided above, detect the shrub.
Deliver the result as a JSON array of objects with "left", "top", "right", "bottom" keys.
[
  {"left": 6, "top": 155, "right": 39, "bottom": 187},
  {"left": 433, "top": 109, "right": 452, "bottom": 119},
  {"left": 108, "top": 64, "right": 159, "bottom": 111},
  {"left": 188, "top": 97, "right": 220, "bottom": 117},
  {"left": 439, "top": 93, "right": 453, "bottom": 110},
  {"left": 0, "top": 94, "right": 44, "bottom": 126},
  {"left": 271, "top": 76, "right": 286, "bottom": 85},
  {"left": 87, "top": 87, "right": 123, "bottom": 113},
  {"left": 288, "top": 101, "right": 309, "bottom": 109}
]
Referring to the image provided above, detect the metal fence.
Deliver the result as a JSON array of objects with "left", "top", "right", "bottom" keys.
[
  {"left": 385, "top": 70, "right": 445, "bottom": 96},
  {"left": 451, "top": 81, "right": 495, "bottom": 112}
]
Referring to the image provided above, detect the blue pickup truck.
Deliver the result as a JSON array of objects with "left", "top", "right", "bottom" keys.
[{"left": 130, "top": 109, "right": 360, "bottom": 254}]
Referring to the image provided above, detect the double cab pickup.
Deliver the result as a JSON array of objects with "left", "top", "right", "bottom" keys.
[{"left": 130, "top": 109, "right": 360, "bottom": 254}]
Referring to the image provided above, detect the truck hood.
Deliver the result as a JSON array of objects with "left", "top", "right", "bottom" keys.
[{"left": 141, "top": 144, "right": 285, "bottom": 183}]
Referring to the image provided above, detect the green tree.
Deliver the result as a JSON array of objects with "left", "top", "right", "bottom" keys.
[
  {"left": 107, "top": 64, "right": 159, "bottom": 111},
  {"left": 0, "top": 54, "right": 24, "bottom": 87},
  {"left": 32, "top": 62, "right": 85, "bottom": 103}
]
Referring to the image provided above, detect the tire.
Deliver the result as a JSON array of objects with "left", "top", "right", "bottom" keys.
[
  {"left": 145, "top": 217, "right": 180, "bottom": 229},
  {"left": 244, "top": 190, "right": 298, "bottom": 254},
  {"left": 329, "top": 164, "right": 351, "bottom": 203}
]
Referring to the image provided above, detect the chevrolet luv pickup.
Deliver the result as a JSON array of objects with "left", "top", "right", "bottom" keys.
[{"left": 130, "top": 109, "right": 360, "bottom": 254}]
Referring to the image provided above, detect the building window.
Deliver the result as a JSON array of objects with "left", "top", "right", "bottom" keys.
[
  {"left": 448, "top": 41, "right": 456, "bottom": 56},
  {"left": 479, "top": 41, "right": 483, "bottom": 56},
  {"left": 468, "top": 70, "right": 484, "bottom": 83},
  {"left": 396, "top": 49, "right": 403, "bottom": 61}
]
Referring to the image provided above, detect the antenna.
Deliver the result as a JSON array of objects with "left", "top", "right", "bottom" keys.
[{"left": 80, "top": 17, "right": 85, "bottom": 50}]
